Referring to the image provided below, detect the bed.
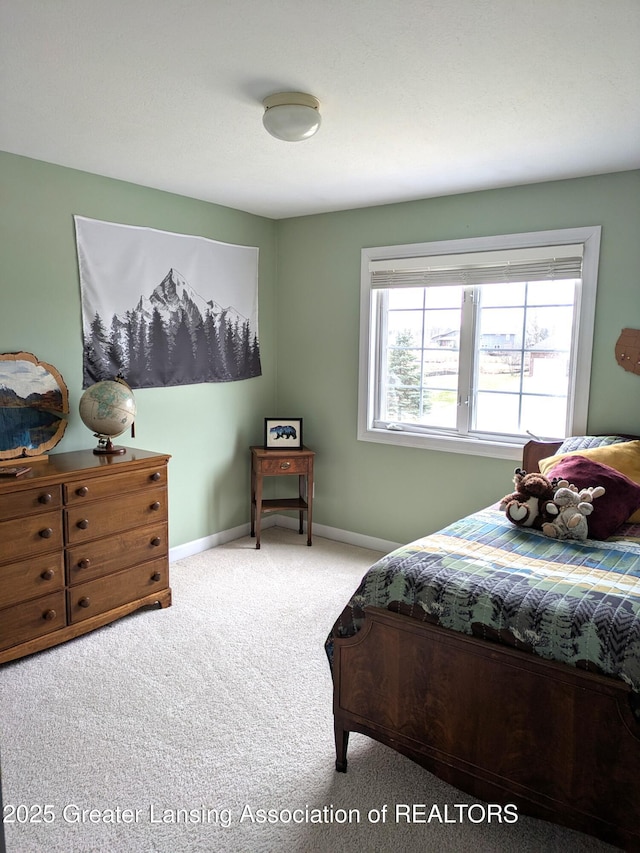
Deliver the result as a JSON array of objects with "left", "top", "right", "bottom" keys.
[{"left": 327, "top": 436, "right": 640, "bottom": 850}]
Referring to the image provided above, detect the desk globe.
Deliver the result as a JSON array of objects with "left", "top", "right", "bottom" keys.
[{"left": 79, "top": 379, "right": 136, "bottom": 455}]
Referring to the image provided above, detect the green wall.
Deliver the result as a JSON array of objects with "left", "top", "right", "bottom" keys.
[
  {"left": 277, "top": 171, "right": 640, "bottom": 544},
  {"left": 0, "top": 152, "right": 278, "bottom": 549},
  {"left": 1, "top": 152, "right": 638, "bottom": 547}
]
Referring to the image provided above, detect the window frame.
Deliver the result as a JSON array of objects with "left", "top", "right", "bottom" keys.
[{"left": 357, "top": 226, "right": 601, "bottom": 460}]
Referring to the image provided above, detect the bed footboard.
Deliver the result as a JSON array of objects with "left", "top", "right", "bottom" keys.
[{"left": 332, "top": 607, "right": 640, "bottom": 850}]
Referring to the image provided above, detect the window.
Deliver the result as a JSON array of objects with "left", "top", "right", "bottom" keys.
[{"left": 358, "top": 227, "right": 601, "bottom": 460}]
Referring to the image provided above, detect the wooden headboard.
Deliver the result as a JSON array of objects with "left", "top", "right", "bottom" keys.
[
  {"left": 523, "top": 435, "right": 640, "bottom": 473},
  {"left": 522, "top": 440, "right": 562, "bottom": 473}
]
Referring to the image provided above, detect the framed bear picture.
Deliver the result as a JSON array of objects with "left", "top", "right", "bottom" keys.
[{"left": 264, "top": 418, "right": 303, "bottom": 449}]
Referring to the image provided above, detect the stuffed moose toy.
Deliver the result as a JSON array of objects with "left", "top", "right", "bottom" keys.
[{"left": 540, "top": 485, "right": 606, "bottom": 541}]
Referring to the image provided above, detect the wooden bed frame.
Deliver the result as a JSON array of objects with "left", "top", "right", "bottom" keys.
[{"left": 332, "top": 439, "right": 640, "bottom": 850}]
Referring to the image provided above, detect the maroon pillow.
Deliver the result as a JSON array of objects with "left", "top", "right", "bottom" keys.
[{"left": 546, "top": 455, "right": 640, "bottom": 539}]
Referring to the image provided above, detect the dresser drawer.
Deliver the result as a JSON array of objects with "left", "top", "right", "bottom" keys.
[
  {"left": 0, "top": 484, "right": 62, "bottom": 521},
  {"left": 0, "top": 553, "right": 64, "bottom": 609},
  {"left": 65, "top": 487, "right": 167, "bottom": 544},
  {"left": 67, "top": 522, "right": 168, "bottom": 584},
  {"left": 0, "top": 511, "right": 63, "bottom": 564},
  {"left": 64, "top": 465, "right": 167, "bottom": 505},
  {"left": 0, "top": 592, "right": 66, "bottom": 651},
  {"left": 68, "top": 559, "right": 169, "bottom": 623},
  {"left": 258, "top": 455, "right": 310, "bottom": 475}
]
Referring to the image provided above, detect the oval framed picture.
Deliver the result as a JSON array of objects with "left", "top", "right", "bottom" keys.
[{"left": 0, "top": 351, "right": 69, "bottom": 460}]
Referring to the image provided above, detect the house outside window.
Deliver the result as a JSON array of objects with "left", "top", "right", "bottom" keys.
[{"left": 358, "top": 227, "right": 601, "bottom": 460}]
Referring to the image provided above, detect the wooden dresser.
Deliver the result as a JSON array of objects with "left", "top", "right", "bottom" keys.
[{"left": 0, "top": 447, "right": 171, "bottom": 664}]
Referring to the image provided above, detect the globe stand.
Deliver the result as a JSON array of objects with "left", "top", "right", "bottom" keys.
[{"left": 93, "top": 435, "right": 126, "bottom": 456}]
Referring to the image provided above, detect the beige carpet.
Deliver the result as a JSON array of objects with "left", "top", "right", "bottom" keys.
[{"left": 0, "top": 527, "right": 614, "bottom": 852}]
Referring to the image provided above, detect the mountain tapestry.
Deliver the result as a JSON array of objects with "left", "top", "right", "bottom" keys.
[{"left": 74, "top": 216, "right": 261, "bottom": 389}]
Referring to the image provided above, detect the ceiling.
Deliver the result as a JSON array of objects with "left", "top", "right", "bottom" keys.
[{"left": 1, "top": 0, "right": 639, "bottom": 219}]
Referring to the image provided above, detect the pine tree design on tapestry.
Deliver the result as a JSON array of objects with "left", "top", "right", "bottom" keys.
[{"left": 83, "top": 268, "right": 261, "bottom": 389}]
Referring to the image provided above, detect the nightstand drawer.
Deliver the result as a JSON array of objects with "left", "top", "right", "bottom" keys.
[
  {"left": 67, "top": 522, "right": 168, "bottom": 584},
  {"left": 0, "top": 484, "right": 62, "bottom": 521},
  {"left": 0, "top": 510, "right": 63, "bottom": 564},
  {"left": 0, "top": 592, "right": 66, "bottom": 651},
  {"left": 0, "top": 554, "right": 64, "bottom": 608},
  {"left": 65, "top": 487, "right": 167, "bottom": 544},
  {"left": 259, "top": 455, "right": 310, "bottom": 475},
  {"left": 68, "top": 559, "right": 169, "bottom": 623}
]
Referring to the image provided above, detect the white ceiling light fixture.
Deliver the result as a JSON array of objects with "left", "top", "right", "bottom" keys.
[{"left": 262, "top": 92, "right": 321, "bottom": 142}]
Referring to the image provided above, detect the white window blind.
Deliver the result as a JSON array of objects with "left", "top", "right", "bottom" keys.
[{"left": 369, "top": 244, "right": 584, "bottom": 288}]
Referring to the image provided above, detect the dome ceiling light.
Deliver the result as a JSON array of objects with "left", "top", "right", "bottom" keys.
[{"left": 262, "top": 92, "right": 321, "bottom": 142}]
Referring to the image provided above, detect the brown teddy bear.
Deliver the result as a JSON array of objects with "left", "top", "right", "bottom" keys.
[{"left": 500, "top": 468, "right": 563, "bottom": 530}]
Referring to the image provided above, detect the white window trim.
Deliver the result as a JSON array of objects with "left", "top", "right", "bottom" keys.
[{"left": 357, "top": 226, "right": 601, "bottom": 460}]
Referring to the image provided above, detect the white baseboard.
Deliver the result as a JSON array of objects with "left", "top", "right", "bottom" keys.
[
  {"left": 168, "top": 517, "right": 273, "bottom": 562},
  {"left": 169, "top": 515, "right": 398, "bottom": 562},
  {"left": 271, "top": 513, "right": 400, "bottom": 554}
]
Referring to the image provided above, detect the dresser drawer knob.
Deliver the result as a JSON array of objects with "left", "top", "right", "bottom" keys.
[
  {"left": 76, "top": 486, "right": 89, "bottom": 497},
  {"left": 78, "top": 558, "right": 91, "bottom": 570},
  {"left": 151, "top": 571, "right": 162, "bottom": 582},
  {"left": 78, "top": 597, "right": 91, "bottom": 608},
  {"left": 77, "top": 519, "right": 89, "bottom": 530},
  {"left": 150, "top": 537, "right": 162, "bottom": 547},
  {"left": 43, "top": 609, "right": 57, "bottom": 621},
  {"left": 39, "top": 527, "right": 53, "bottom": 539},
  {"left": 38, "top": 492, "right": 53, "bottom": 504},
  {"left": 40, "top": 569, "right": 55, "bottom": 581},
  {"left": 150, "top": 472, "right": 161, "bottom": 481},
  {"left": 150, "top": 501, "right": 161, "bottom": 511},
  {"left": 280, "top": 461, "right": 291, "bottom": 470}
]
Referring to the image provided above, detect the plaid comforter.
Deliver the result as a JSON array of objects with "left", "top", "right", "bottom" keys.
[{"left": 326, "top": 506, "right": 640, "bottom": 693}]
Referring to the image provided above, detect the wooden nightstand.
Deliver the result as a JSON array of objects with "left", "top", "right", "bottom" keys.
[{"left": 250, "top": 445, "right": 315, "bottom": 549}]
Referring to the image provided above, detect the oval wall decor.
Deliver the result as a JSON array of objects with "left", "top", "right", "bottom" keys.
[
  {"left": 0, "top": 351, "right": 69, "bottom": 460},
  {"left": 615, "top": 328, "right": 640, "bottom": 376}
]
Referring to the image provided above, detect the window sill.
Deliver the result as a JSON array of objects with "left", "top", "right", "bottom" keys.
[{"left": 358, "top": 425, "right": 528, "bottom": 461}]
